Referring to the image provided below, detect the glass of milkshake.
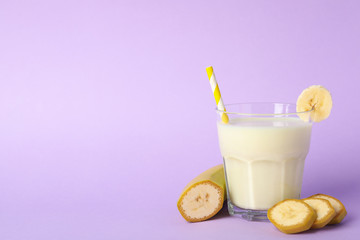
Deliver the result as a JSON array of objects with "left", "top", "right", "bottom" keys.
[{"left": 216, "top": 103, "right": 313, "bottom": 221}]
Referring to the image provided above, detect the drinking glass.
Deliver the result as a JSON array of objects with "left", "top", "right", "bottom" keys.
[{"left": 216, "top": 103, "right": 312, "bottom": 221}]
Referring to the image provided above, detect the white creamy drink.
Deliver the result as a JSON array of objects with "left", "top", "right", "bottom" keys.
[{"left": 217, "top": 117, "right": 312, "bottom": 210}]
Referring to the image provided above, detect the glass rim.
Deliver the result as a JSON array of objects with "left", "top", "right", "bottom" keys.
[{"left": 215, "top": 102, "right": 313, "bottom": 116}]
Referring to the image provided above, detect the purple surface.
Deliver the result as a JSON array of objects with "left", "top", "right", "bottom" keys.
[{"left": 0, "top": 0, "right": 359, "bottom": 239}]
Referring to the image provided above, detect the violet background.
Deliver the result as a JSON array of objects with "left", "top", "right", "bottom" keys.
[{"left": 0, "top": 0, "right": 359, "bottom": 239}]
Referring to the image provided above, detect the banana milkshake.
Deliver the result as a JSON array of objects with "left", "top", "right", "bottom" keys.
[
  {"left": 217, "top": 117, "right": 312, "bottom": 211},
  {"left": 206, "top": 66, "right": 332, "bottom": 222}
]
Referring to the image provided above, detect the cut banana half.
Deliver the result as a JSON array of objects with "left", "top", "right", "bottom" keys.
[
  {"left": 177, "top": 164, "right": 226, "bottom": 222},
  {"left": 310, "top": 194, "right": 347, "bottom": 224},
  {"left": 267, "top": 199, "right": 317, "bottom": 234},
  {"left": 296, "top": 85, "right": 333, "bottom": 122},
  {"left": 302, "top": 198, "right": 336, "bottom": 229}
]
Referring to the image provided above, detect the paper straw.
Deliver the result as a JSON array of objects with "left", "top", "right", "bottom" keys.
[{"left": 206, "top": 66, "right": 229, "bottom": 124}]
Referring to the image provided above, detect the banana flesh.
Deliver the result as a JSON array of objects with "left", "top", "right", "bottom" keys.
[
  {"left": 268, "top": 194, "right": 347, "bottom": 234},
  {"left": 310, "top": 194, "right": 347, "bottom": 224},
  {"left": 267, "top": 199, "right": 317, "bottom": 234},
  {"left": 302, "top": 198, "right": 336, "bottom": 229},
  {"left": 177, "top": 164, "right": 226, "bottom": 222},
  {"left": 297, "top": 85, "right": 333, "bottom": 122}
]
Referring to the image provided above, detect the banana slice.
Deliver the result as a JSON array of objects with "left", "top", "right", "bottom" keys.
[
  {"left": 310, "top": 194, "right": 347, "bottom": 224},
  {"left": 267, "top": 199, "right": 317, "bottom": 234},
  {"left": 296, "top": 85, "right": 333, "bottom": 122},
  {"left": 177, "top": 165, "right": 226, "bottom": 222},
  {"left": 302, "top": 198, "right": 336, "bottom": 229}
]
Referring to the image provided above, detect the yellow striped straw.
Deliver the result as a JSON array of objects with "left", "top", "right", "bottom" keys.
[{"left": 206, "top": 66, "right": 229, "bottom": 124}]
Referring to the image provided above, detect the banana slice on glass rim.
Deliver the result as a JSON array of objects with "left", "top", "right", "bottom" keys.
[{"left": 297, "top": 85, "right": 333, "bottom": 122}]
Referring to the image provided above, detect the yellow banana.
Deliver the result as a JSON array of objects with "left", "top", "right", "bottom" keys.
[{"left": 177, "top": 164, "right": 226, "bottom": 222}]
